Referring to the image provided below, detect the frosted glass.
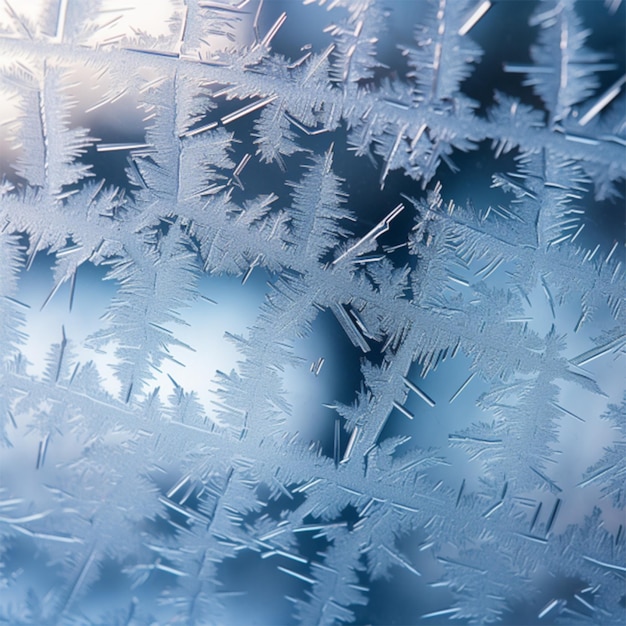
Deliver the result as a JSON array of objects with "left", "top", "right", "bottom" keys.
[{"left": 0, "top": 1, "right": 624, "bottom": 624}]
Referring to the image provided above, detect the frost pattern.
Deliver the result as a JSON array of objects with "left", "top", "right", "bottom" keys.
[{"left": 0, "top": 1, "right": 625, "bottom": 625}]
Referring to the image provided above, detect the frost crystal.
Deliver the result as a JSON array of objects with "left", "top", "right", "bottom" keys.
[{"left": 0, "top": 1, "right": 624, "bottom": 625}]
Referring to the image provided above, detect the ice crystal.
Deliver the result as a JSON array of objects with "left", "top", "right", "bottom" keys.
[{"left": 0, "top": 1, "right": 624, "bottom": 624}]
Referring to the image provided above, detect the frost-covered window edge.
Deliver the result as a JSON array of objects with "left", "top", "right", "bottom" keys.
[{"left": 0, "top": 1, "right": 624, "bottom": 625}]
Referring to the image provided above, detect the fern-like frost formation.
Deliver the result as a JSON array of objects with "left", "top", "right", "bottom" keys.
[{"left": 0, "top": 1, "right": 624, "bottom": 624}]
